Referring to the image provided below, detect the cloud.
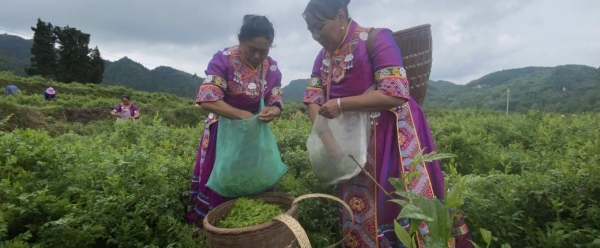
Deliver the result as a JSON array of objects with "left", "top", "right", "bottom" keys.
[{"left": 1, "top": 0, "right": 599, "bottom": 86}]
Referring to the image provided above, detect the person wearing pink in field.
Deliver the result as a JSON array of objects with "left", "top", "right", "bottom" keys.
[
  {"left": 44, "top": 87, "right": 56, "bottom": 101},
  {"left": 111, "top": 95, "right": 139, "bottom": 122},
  {"left": 301, "top": 0, "right": 473, "bottom": 247},
  {"left": 186, "top": 14, "right": 283, "bottom": 229}
]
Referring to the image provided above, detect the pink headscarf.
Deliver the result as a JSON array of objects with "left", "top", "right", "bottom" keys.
[{"left": 45, "top": 87, "right": 55, "bottom": 95}]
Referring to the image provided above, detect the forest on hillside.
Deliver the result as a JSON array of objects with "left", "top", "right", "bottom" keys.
[{"left": 2, "top": 29, "right": 599, "bottom": 113}]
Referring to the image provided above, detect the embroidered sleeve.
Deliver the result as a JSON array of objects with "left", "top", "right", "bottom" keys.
[
  {"left": 371, "top": 30, "right": 410, "bottom": 100},
  {"left": 375, "top": 67, "right": 410, "bottom": 99},
  {"left": 303, "top": 77, "right": 325, "bottom": 106},
  {"left": 196, "top": 51, "right": 229, "bottom": 103},
  {"left": 303, "top": 51, "right": 326, "bottom": 106},
  {"left": 268, "top": 87, "right": 283, "bottom": 109},
  {"left": 196, "top": 75, "right": 226, "bottom": 103},
  {"left": 266, "top": 67, "right": 283, "bottom": 109}
]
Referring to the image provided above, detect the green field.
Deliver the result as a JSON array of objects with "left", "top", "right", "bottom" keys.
[{"left": 1, "top": 72, "right": 599, "bottom": 247}]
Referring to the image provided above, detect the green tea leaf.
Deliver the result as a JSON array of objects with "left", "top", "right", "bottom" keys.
[
  {"left": 480, "top": 228, "right": 492, "bottom": 247},
  {"left": 469, "top": 240, "right": 483, "bottom": 248},
  {"left": 389, "top": 178, "right": 407, "bottom": 192},
  {"left": 217, "top": 198, "right": 285, "bottom": 228},
  {"left": 394, "top": 220, "right": 415, "bottom": 248},
  {"left": 398, "top": 204, "right": 434, "bottom": 222},
  {"left": 389, "top": 199, "right": 410, "bottom": 207}
]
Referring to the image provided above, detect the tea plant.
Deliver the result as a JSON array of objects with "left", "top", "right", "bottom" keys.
[
  {"left": 2, "top": 72, "right": 600, "bottom": 247},
  {"left": 217, "top": 198, "right": 285, "bottom": 228}
]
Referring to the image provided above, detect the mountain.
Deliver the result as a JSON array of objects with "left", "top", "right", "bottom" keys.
[
  {"left": 282, "top": 79, "right": 308, "bottom": 103},
  {"left": 0, "top": 34, "right": 32, "bottom": 76},
  {"left": 281, "top": 65, "right": 600, "bottom": 113},
  {"left": 3, "top": 33, "right": 599, "bottom": 112},
  {"left": 279, "top": 79, "right": 465, "bottom": 105},
  {"left": 423, "top": 65, "right": 600, "bottom": 113},
  {"left": 0, "top": 34, "right": 32, "bottom": 61},
  {"left": 428, "top": 80, "right": 460, "bottom": 93},
  {"left": 0, "top": 51, "right": 29, "bottom": 77},
  {"left": 0, "top": 34, "right": 203, "bottom": 98}
]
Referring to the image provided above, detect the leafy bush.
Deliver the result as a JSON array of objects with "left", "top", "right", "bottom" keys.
[
  {"left": 0, "top": 121, "right": 204, "bottom": 247},
  {"left": 2, "top": 72, "right": 600, "bottom": 247}
]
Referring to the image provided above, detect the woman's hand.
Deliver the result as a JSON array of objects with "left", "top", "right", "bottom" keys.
[
  {"left": 318, "top": 99, "right": 342, "bottom": 119},
  {"left": 258, "top": 106, "right": 280, "bottom": 122}
]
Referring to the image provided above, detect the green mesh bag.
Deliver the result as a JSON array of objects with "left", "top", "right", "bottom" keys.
[{"left": 206, "top": 99, "right": 287, "bottom": 198}]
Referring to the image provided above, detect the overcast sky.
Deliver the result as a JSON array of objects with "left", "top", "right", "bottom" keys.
[{"left": 1, "top": 0, "right": 599, "bottom": 86}]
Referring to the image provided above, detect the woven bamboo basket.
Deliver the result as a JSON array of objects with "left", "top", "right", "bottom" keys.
[
  {"left": 203, "top": 192, "right": 299, "bottom": 248},
  {"left": 203, "top": 192, "right": 354, "bottom": 248},
  {"left": 392, "top": 24, "right": 433, "bottom": 106}
]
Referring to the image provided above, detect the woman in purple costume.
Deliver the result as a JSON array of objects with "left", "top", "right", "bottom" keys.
[
  {"left": 302, "top": 0, "right": 473, "bottom": 247},
  {"left": 186, "top": 15, "right": 284, "bottom": 228}
]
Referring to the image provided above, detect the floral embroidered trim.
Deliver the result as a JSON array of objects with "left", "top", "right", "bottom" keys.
[
  {"left": 307, "top": 77, "right": 323, "bottom": 88},
  {"left": 227, "top": 45, "right": 270, "bottom": 98},
  {"left": 270, "top": 87, "right": 282, "bottom": 95},
  {"left": 203, "top": 75, "right": 227, "bottom": 91},
  {"left": 196, "top": 85, "right": 224, "bottom": 102},
  {"left": 377, "top": 77, "right": 410, "bottom": 99},
  {"left": 451, "top": 211, "right": 470, "bottom": 236},
  {"left": 268, "top": 87, "right": 283, "bottom": 108},
  {"left": 268, "top": 94, "right": 283, "bottom": 108},
  {"left": 303, "top": 87, "right": 325, "bottom": 106},
  {"left": 374, "top": 67, "right": 407, "bottom": 82},
  {"left": 320, "top": 25, "right": 370, "bottom": 85}
]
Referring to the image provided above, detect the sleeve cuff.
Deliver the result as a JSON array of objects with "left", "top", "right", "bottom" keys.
[
  {"left": 267, "top": 87, "right": 283, "bottom": 109},
  {"left": 196, "top": 85, "right": 225, "bottom": 103},
  {"left": 303, "top": 87, "right": 325, "bottom": 106},
  {"left": 375, "top": 67, "right": 410, "bottom": 99}
]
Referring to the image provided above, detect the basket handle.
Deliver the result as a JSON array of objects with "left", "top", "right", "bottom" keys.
[{"left": 273, "top": 193, "right": 355, "bottom": 248}]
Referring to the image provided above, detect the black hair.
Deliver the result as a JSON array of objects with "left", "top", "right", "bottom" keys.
[
  {"left": 303, "top": 0, "right": 351, "bottom": 21},
  {"left": 121, "top": 95, "right": 131, "bottom": 101},
  {"left": 239, "top": 14, "right": 275, "bottom": 44}
]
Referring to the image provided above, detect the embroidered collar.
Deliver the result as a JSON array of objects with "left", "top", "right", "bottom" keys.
[{"left": 334, "top": 19, "right": 359, "bottom": 55}]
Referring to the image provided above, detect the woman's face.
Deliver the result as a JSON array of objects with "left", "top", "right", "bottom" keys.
[
  {"left": 304, "top": 10, "right": 346, "bottom": 52},
  {"left": 122, "top": 98, "right": 131, "bottom": 106},
  {"left": 239, "top": 37, "right": 271, "bottom": 68}
]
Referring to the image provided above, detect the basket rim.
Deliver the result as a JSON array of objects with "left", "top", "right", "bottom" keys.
[
  {"left": 392, "top": 23, "right": 431, "bottom": 35},
  {"left": 202, "top": 192, "right": 299, "bottom": 235}
]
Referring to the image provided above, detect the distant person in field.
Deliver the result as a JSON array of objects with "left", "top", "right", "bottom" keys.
[
  {"left": 187, "top": 15, "right": 283, "bottom": 228},
  {"left": 4, "top": 85, "right": 19, "bottom": 95},
  {"left": 301, "top": 0, "right": 473, "bottom": 247},
  {"left": 111, "top": 95, "right": 139, "bottom": 122},
  {"left": 44, "top": 87, "right": 56, "bottom": 101}
]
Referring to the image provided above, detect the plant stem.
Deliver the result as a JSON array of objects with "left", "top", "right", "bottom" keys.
[{"left": 348, "top": 154, "right": 393, "bottom": 199}]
